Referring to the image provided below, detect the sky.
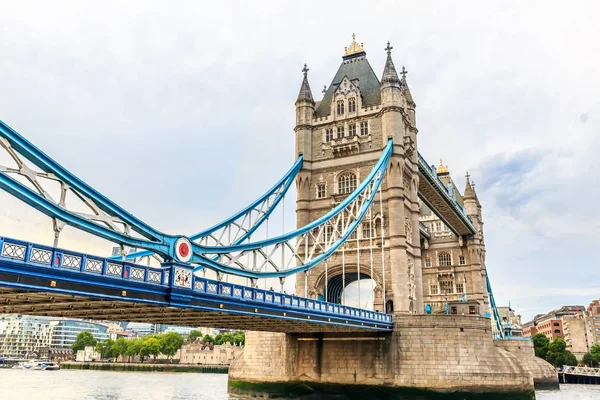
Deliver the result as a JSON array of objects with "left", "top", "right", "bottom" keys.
[{"left": 0, "top": 1, "right": 598, "bottom": 321}]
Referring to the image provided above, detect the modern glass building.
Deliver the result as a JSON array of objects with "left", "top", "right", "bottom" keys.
[{"left": 49, "top": 319, "right": 110, "bottom": 351}]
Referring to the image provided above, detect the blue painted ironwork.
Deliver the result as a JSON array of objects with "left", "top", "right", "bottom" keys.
[
  {"left": 485, "top": 267, "right": 504, "bottom": 339},
  {"left": 0, "top": 236, "right": 393, "bottom": 330},
  {"left": 417, "top": 151, "right": 476, "bottom": 235},
  {"left": 418, "top": 221, "right": 430, "bottom": 239},
  {"left": 190, "top": 140, "right": 393, "bottom": 278},
  {"left": 119, "top": 155, "right": 303, "bottom": 261}
]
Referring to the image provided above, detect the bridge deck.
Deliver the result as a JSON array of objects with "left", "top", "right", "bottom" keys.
[{"left": 0, "top": 236, "right": 392, "bottom": 333}]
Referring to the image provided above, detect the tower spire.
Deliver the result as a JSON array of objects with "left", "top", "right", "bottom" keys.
[
  {"left": 296, "top": 63, "right": 314, "bottom": 104},
  {"left": 463, "top": 171, "right": 476, "bottom": 200},
  {"left": 381, "top": 41, "right": 400, "bottom": 84}
]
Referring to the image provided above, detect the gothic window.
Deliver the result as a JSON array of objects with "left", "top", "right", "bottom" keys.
[
  {"left": 459, "top": 255, "right": 466, "bottom": 265},
  {"left": 360, "top": 121, "right": 369, "bottom": 136},
  {"left": 349, "top": 230, "right": 357, "bottom": 240},
  {"left": 435, "top": 222, "right": 442, "bottom": 232},
  {"left": 337, "top": 100, "right": 345, "bottom": 115},
  {"left": 349, "top": 124, "right": 356, "bottom": 136},
  {"left": 440, "top": 280, "right": 453, "bottom": 294},
  {"left": 325, "top": 128, "right": 334, "bottom": 142},
  {"left": 325, "top": 225, "right": 334, "bottom": 241},
  {"left": 425, "top": 258, "right": 432, "bottom": 268},
  {"left": 438, "top": 252, "right": 451, "bottom": 266},
  {"left": 337, "top": 172, "right": 357, "bottom": 195},
  {"left": 456, "top": 282, "right": 464, "bottom": 294},
  {"left": 348, "top": 97, "right": 356, "bottom": 113},
  {"left": 362, "top": 223, "right": 373, "bottom": 239},
  {"left": 316, "top": 183, "right": 326, "bottom": 199},
  {"left": 430, "top": 284, "right": 439, "bottom": 295},
  {"left": 337, "top": 126, "right": 344, "bottom": 139}
]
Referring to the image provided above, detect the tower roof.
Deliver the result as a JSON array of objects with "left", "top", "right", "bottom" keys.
[
  {"left": 296, "top": 64, "right": 315, "bottom": 104},
  {"left": 399, "top": 66, "right": 415, "bottom": 105},
  {"left": 315, "top": 35, "right": 381, "bottom": 118},
  {"left": 381, "top": 42, "right": 400, "bottom": 84},
  {"left": 436, "top": 159, "right": 449, "bottom": 175}
]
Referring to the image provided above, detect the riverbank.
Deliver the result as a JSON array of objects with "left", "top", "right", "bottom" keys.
[{"left": 60, "top": 361, "right": 228, "bottom": 373}]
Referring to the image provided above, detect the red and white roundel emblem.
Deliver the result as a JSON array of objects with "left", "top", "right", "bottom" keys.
[{"left": 174, "top": 237, "right": 193, "bottom": 263}]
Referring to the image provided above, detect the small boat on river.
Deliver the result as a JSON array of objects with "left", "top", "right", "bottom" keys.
[{"left": 11, "top": 360, "right": 60, "bottom": 371}]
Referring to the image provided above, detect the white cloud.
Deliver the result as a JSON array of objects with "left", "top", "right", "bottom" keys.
[{"left": 0, "top": 1, "right": 599, "bottom": 321}]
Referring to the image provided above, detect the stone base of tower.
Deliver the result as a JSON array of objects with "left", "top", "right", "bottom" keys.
[{"left": 228, "top": 315, "right": 553, "bottom": 399}]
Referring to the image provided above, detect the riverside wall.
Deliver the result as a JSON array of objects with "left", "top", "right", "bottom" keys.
[{"left": 229, "top": 315, "right": 556, "bottom": 399}]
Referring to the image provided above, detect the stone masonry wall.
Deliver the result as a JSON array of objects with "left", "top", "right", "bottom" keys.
[
  {"left": 494, "top": 339, "right": 558, "bottom": 389},
  {"left": 229, "top": 315, "right": 537, "bottom": 394}
]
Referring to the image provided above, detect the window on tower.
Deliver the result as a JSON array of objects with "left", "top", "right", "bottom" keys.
[
  {"left": 430, "top": 284, "right": 439, "bottom": 295},
  {"left": 337, "top": 100, "right": 345, "bottom": 115},
  {"left": 362, "top": 223, "right": 373, "bottom": 239},
  {"left": 360, "top": 121, "right": 369, "bottom": 136},
  {"left": 459, "top": 255, "right": 466, "bottom": 265},
  {"left": 440, "top": 280, "right": 453, "bottom": 294},
  {"left": 349, "top": 124, "right": 356, "bottom": 136},
  {"left": 348, "top": 97, "right": 356, "bottom": 113},
  {"left": 438, "top": 252, "right": 451, "bottom": 266},
  {"left": 338, "top": 172, "right": 357, "bottom": 195},
  {"left": 316, "top": 184, "right": 326, "bottom": 199},
  {"left": 337, "top": 126, "right": 344, "bottom": 139},
  {"left": 325, "top": 128, "right": 334, "bottom": 142},
  {"left": 456, "top": 282, "right": 464, "bottom": 294},
  {"left": 425, "top": 258, "right": 432, "bottom": 268}
]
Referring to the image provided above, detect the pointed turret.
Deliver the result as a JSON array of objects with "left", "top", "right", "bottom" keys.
[
  {"left": 296, "top": 64, "right": 315, "bottom": 104},
  {"left": 463, "top": 172, "right": 476, "bottom": 200},
  {"left": 381, "top": 42, "right": 400, "bottom": 84},
  {"left": 295, "top": 64, "right": 315, "bottom": 161},
  {"left": 400, "top": 66, "right": 415, "bottom": 106}
]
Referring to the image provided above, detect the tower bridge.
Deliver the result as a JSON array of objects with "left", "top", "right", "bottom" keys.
[{"left": 0, "top": 34, "right": 557, "bottom": 397}]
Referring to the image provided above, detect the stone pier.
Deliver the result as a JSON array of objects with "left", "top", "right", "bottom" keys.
[{"left": 228, "top": 315, "right": 557, "bottom": 399}]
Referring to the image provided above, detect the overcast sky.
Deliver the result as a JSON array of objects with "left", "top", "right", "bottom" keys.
[{"left": 0, "top": 1, "right": 598, "bottom": 321}]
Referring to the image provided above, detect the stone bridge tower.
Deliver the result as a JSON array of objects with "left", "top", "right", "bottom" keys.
[{"left": 294, "top": 35, "right": 423, "bottom": 314}]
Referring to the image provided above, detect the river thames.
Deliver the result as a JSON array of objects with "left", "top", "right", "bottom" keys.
[{"left": 0, "top": 370, "right": 599, "bottom": 399}]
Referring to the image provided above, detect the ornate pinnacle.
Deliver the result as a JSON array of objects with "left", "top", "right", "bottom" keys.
[
  {"left": 401, "top": 66, "right": 408, "bottom": 80},
  {"left": 302, "top": 63, "right": 309, "bottom": 77},
  {"left": 385, "top": 41, "right": 393, "bottom": 55}
]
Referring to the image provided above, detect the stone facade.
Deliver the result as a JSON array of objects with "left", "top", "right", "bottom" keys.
[
  {"left": 294, "top": 36, "right": 422, "bottom": 315},
  {"left": 230, "top": 315, "right": 556, "bottom": 396},
  {"left": 179, "top": 342, "right": 242, "bottom": 365}
]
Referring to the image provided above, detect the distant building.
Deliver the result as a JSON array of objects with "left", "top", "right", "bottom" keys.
[
  {"left": 497, "top": 306, "right": 523, "bottom": 338},
  {"left": 49, "top": 319, "right": 110, "bottom": 358},
  {"left": 587, "top": 298, "right": 600, "bottom": 346},
  {"left": 0, "top": 315, "right": 52, "bottom": 357},
  {"left": 178, "top": 341, "right": 242, "bottom": 365},
  {"left": 126, "top": 322, "right": 158, "bottom": 337},
  {"left": 76, "top": 346, "right": 100, "bottom": 362},
  {"left": 562, "top": 313, "right": 594, "bottom": 360},
  {"left": 522, "top": 305, "right": 584, "bottom": 341}
]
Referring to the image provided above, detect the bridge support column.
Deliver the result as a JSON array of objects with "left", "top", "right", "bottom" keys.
[{"left": 229, "top": 315, "right": 552, "bottom": 398}]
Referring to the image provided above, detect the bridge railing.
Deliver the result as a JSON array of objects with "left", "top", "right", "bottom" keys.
[
  {"left": 0, "top": 236, "right": 391, "bottom": 325},
  {"left": 562, "top": 366, "right": 600, "bottom": 377}
]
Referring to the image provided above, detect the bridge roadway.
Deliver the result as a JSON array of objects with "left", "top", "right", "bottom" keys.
[
  {"left": 417, "top": 152, "right": 476, "bottom": 237},
  {"left": 0, "top": 236, "right": 392, "bottom": 333}
]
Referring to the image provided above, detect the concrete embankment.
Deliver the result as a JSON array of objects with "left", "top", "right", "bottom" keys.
[{"left": 61, "top": 362, "right": 228, "bottom": 373}]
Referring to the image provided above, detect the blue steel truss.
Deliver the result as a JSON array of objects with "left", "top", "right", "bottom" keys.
[
  {"left": 0, "top": 236, "right": 392, "bottom": 331},
  {"left": 0, "top": 119, "right": 391, "bottom": 280}
]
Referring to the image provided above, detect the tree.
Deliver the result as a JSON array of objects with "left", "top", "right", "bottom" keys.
[
  {"left": 532, "top": 333, "right": 550, "bottom": 359},
  {"left": 139, "top": 337, "right": 161, "bottom": 362},
  {"left": 583, "top": 352, "right": 597, "bottom": 367},
  {"left": 546, "top": 338, "right": 578, "bottom": 367},
  {"left": 111, "top": 338, "right": 129, "bottom": 361},
  {"left": 160, "top": 332, "right": 184, "bottom": 360},
  {"left": 71, "top": 331, "right": 98, "bottom": 352},
  {"left": 188, "top": 330, "right": 203, "bottom": 343},
  {"left": 95, "top": 339, "right": 115, "bottom": 359},
  {"left": 233, "top": 331, "right": 245, "bottom": 346},
  {"left": 214, "top": 334, "right": 223, "bottom": 345},
  {"left": 125, "top": 339, "right": 141, "bottom": 363},
  {"left": 202, "top": 334, "right": 214, "bottom": 344},
  {"left": 591, "top": 344, "right": 600, "bottom": 365}
]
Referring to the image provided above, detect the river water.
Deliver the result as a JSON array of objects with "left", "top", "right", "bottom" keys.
[{"left": 0, "top": 370, "right": 598, "bottom": 400}]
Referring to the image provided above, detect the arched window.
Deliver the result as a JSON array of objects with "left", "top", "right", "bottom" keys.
[
  {"left": 337, "top": 100, "right": 345, "bottom": 115},
  {"left": 338, "top": 172, "right": 357, "bottom": 194},
  {"left": 348, "top": 97, "right": 356, "bottom": 112},
  {"left": 438, "top": 252, "right": 451, "bottom": 266}
]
